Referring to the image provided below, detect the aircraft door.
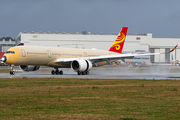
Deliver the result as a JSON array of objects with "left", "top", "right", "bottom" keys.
[
  {"left": 21, "top": 49, "right": 26, "bottom": 57},
  {"left": 47, "top": 50, "right": 52, "bottom": 58}
]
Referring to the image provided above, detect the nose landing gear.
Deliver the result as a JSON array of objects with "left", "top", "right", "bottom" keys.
[
  {"left": 10, "top": 65, "right": 15, "bottom": 75},
  {"left": 10, "top": 71, "right": 15, "bottom": 75}
]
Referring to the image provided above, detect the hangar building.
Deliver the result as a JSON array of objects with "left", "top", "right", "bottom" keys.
[
  {"left": 15, "top": 31, "right": 180, "bottom": 63},
  {"left": 0, "top": 37, "right": 15, "bottom": 52}
]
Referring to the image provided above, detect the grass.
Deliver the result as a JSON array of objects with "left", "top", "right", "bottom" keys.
[
  {"left": 0, "top": 69, "right": 10, "bottom": 73},
  {"left": 0, "top": 78, "right": 180, "bottom": 120}
]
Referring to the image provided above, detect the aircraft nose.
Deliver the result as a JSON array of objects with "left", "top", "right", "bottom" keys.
[{"left": 1, "top": 56, "right": 7, "bottom": 62}]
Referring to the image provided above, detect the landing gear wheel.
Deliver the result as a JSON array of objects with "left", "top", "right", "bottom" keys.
[
  {"left": 9, "top": 65, "right": 15, "bottom": 75},
  {"left": 55, "top": 70, "right": 59, "bottom": 74},
  {"left": 10, "top": 71, "right": 15, "bottom": 75},
  {"left": 51, "top": 69, "right": 63, "bottom": 75},
  {"left": 51, "top": 70, "right": 55, "bottom": 75},
  {"left": 77, "top": 71, "right": 81, "bottom": 75},
  {"left": 77, "top": 71, "right": 89, "bottom": 75},
  {"left": 59, "top": 70, "right": 63, "bottom": 75}
]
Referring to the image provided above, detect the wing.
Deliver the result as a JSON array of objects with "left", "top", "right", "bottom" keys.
[{"left": 55, "top": 45, "right": 178, "bottom": 66}]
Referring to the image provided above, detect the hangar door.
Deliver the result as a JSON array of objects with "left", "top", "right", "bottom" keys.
[
  {"left": 149, "top": 48, "right": 154, "bottom": 63},
  {"left": 165, "top": 48, "right": 170, "bottom": 62}
]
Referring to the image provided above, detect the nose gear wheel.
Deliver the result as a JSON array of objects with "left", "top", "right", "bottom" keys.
[{"left": 9, "top": 65, "right": 15, "bottom": 75}]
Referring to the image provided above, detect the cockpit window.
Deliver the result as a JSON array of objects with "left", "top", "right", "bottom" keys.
[{"left": 6, "top": 51, "right": 15, "bottom": 54}]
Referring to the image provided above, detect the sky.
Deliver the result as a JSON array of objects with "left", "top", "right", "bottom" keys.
[{"left": 0, "top": 0, "right": 180, "bottom": 38}]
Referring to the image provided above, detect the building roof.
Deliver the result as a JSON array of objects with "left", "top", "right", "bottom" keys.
[
  {"left": 0, "top": 37, "right": 15, "bottom": 41},
  {"left": 19, "top": 31, "right": 148, "bottom": 36}
]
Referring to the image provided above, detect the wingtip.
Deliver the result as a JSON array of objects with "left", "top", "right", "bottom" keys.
[{"left": 169, "top": 44, "right": 178, "bottom": 53}]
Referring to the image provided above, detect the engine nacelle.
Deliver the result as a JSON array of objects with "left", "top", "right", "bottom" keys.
[
  {"left": 71, "top": 60, "right": 92, "bottom": 72},
  {"left": 20, "top": 65, "right": 40, "bottom": 72}
]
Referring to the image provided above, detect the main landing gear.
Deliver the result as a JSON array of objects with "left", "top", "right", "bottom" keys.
[
  {"left": 10, "top": 65, "right": 15, "bottom": 75},
  {"left": 77, "top": 71, "right": 89, "bottom": 75},
  {"left": 51, "top": 68, "right": 63, "bottom": 75}
]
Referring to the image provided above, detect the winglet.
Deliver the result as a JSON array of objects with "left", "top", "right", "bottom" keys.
[
  {"left": 169, "top": 44, "right": 178, "bottom": 53},
  {"left": 109, "top": 27, "right": 128, "bottom": 53}
]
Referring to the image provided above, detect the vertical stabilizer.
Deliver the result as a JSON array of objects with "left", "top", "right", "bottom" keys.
[
  {"left": 0, "top": 52, "right": 5, "bottom": 58},
  {"left": 109, "top": 27, "right": 128, "bottom": 53}
]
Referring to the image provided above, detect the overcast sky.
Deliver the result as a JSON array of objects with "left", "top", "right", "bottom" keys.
[{"left": 0, "top": 0, "right": 180, "bottom": 38}]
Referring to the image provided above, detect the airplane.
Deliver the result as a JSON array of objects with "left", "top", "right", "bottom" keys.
[{"left": 0, "top": 27, "right": 178, "bottom": 75}]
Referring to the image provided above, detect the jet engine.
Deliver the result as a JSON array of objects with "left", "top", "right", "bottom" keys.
[
  {"left": 20, "top": 65, "right": 40, "bottom": 72},
  {"left": 71, "top": 60, "right": 92, "bottom": 72}
]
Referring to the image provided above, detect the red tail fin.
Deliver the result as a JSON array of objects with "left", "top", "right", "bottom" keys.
[
  {"left": 109, "top": 27, "right": 128, "bottom": 53},
  {"left": 0, "top": 52, "right": 5, "bottom": 58}
]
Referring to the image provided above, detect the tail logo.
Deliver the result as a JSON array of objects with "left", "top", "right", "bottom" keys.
[
  {"left": 109, "top": 27, "right": 128, "bottom": 53},
  {"left": 110, "top": 32, "right": 125, "bottom": 50}
]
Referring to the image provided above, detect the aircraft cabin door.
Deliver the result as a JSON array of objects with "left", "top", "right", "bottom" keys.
[
  {"left": 47, "top": 50, "right": 52, "bottom": 58},
  {"left": 21, "top": 49, "right": 26, "bottom": 57}
]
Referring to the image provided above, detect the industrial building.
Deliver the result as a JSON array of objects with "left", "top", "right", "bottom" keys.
[
  {"left": 0, "top": 37, "right": 15, "bottom": 52},
  {"left": 14, "top": 31, "right": 180, "bottom": 64}
]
